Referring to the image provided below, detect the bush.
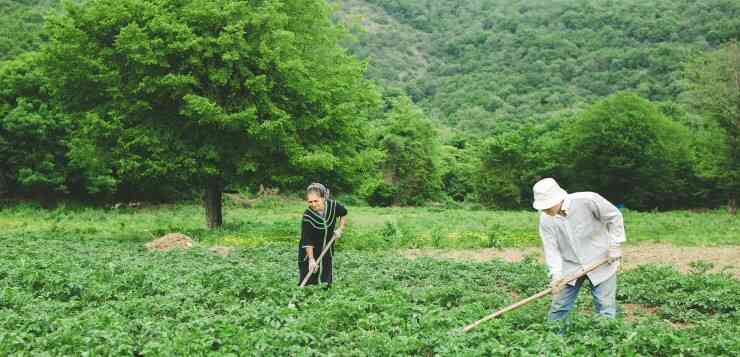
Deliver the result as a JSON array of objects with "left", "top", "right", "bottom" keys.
[{"left": 367, "top": 183, "right": 397, "bottom": 207}]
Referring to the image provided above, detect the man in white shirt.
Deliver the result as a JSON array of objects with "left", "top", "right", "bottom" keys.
[{"left": 532, "top": 178, "right": 625, "bottom": 320}]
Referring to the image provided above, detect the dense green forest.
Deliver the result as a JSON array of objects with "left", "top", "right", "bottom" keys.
[
  {"left": 1, "top": 0, "right": 739, "bottom": 222},
  {"left": 337, "top": 0, "right": 739, "bottom": 122},
  {"left": 0, "top": 1, "right": 69, "bottom": 61}
]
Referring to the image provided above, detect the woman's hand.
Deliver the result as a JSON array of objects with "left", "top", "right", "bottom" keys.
[{"left": 308, "top": 258, "right": 318, "bottom": 273}]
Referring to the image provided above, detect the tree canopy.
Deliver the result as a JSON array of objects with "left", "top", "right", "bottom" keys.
[{"left": 3, "top": 0, "right": 380, "bottom": 225}]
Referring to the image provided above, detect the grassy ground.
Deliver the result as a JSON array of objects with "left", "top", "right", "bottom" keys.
[{"left": 1, "top": 199, "right": 738, "bottom": 250}]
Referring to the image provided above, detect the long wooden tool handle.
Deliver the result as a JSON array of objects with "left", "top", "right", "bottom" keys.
[
  {"left": 462, "top": 257, "right": 610, "bottom": 332},
  {"left": 299, "top": 234, "right": 339, "bottom": 288}
]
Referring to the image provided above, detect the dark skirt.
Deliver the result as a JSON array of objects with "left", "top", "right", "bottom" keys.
[{"left": 298, "top": 245, "right": 333, "bottom": 286}]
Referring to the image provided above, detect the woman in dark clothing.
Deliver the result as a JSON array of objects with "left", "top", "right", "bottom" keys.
[{"left": 298, "top": 183, "right": 348, "bottom": 286}]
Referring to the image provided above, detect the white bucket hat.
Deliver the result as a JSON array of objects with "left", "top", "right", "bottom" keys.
[{"left": 532, "top": 178, "right": 567, "bottom": 210}]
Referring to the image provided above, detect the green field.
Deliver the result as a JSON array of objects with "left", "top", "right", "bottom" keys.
[{"left": 1, "top": 202, "right": 739, "bottom": 355}]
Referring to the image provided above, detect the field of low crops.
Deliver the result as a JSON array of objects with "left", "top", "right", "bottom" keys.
[{"left": 1, "top": 201, "right": 739, "bottom": 355}]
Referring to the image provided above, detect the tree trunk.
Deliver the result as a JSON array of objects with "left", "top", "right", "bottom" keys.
[
  {"left": 35, "top": 187, "right": 57, "bottom": 210},
  {"left": 729, "top": 197, "right": 737, "bottom": 215},
  {"left": 0, "top": 174, "right": 7, "bottom": 198},
  {"left": 204, "top": 181, "right": 223, "bottom": 228}
]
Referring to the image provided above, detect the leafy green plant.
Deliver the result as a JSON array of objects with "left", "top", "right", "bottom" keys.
[{"left": 2, "top": 232, "right": 738, "bottom": 355}]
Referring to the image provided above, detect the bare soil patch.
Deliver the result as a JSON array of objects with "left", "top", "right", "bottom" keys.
[
  {"left": 622, "top": 303, "right": 659, "bottom": 322},
  {"left": 401, "top": 243, "right": 740, "bottom": 278},
  {"left": 620, "top": 304, "right": 692, "bottom": 329}
]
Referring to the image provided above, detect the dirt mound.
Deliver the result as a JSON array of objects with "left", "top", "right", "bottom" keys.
[{"left": 145, "top": 233, "right": 194, "bottom": 252}]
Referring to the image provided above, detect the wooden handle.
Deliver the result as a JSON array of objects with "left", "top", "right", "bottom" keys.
[
  {"left": 299, "top": 234, "right": 340, "bottom": 288},
  {"left": 462, "top": 257, "right": 610, "bottom": 333}
]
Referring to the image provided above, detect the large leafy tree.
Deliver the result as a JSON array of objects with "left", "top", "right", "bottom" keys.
[
  {"left": 42, "top": 0, "right": 379, "bottom": 227},
  {"left": 475, "top": 121, "right": 563, "bottom": 208},
  {"left": 684, "top": 41, "right": 740, "bottom": 214},
  {"left": 0, "top": 52, "right": 75, "bottom": 207},
  {"left": 440, "top": 142, "right": 478, "bottom": 202},
  {"left": 562, "top": 92, "right": 693, "bottom": 209},
  {"left": 377, "top": 96, "right": 441, "bottom": 205}
]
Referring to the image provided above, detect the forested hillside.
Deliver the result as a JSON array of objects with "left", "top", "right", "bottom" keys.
[
  {"left": 0, "top": 1, "right": 63, "bottom": 61},
  {"left": 336, "top": 0, "right": 740, "bottom": 130}
]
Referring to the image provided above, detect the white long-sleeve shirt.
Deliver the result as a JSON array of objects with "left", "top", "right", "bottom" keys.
[{"left": 539, "top": 192, "right": 626, "bottom": 286}]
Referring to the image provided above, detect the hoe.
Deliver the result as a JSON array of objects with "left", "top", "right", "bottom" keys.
[
  {"left": 299, "top": 234, "right": 340, "bottom": 288},
  {"left": 461, "top": 257, "right": 610, "bottom": 332}
]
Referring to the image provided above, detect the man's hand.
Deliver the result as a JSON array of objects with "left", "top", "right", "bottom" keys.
[
  {"left": 549, "top": 276, "right": 565, "bottom": 295},
  {"left": 308, "top": 258, "right": 318, "bottom": 273},
  {"left": 608, "top": 246, "right": 622, "bottom": 264},
  {"left": 333, "top": 228, "right": 343, "bottom": 240}
]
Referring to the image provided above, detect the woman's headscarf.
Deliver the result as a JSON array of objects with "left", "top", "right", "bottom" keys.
[{"left": 306, "top": 182, "right": 330, "bottom": 199}]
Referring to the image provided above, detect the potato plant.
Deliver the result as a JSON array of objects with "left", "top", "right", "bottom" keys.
[{"left": 1, "top": 235, "right": 738, "bottom": 356}]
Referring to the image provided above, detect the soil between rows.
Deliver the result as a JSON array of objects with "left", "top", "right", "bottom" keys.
[{"left": 400, "top": 243, "right": 740, "bottom": 279}]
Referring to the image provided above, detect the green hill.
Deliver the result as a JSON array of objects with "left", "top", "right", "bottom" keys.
[{"left": 334, "top": 0, "right": 740, "bottom": 130}]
